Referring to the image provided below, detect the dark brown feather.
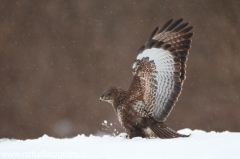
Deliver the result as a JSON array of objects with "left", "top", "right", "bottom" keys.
[
  {"left": 166, "top": 18, "right": 183, "bottom": 31},
  {"left": 179, "top": 26, "right": 193, "bottom": 34},
  {"left": 154, "top": 41, "right": 164, "bottom": 48},
  {"left": 145, "top": 40, "right": 156, "bottom": 49},
  {"left": 138, "top": 45, "right": 145, "bottom": 54},
  {"left": 173, "top": 22, "right": 189, "bottom": 32},
  {"left": 178, "top": 51, "right": 189, "bottom": 57},
  {"left": 147, "top": 27, "right": 159, "bottom": 44},
  {"left": 159, "top": 19, "right": 173, "bottom": 33},
  {"left": 180, "top": 32, "right": 194, "bottom": 39},
  {"left": 162, "top": 44, "right": 171, "bottom": 50}
]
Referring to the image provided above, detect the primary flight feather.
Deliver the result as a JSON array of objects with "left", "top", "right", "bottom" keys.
[{"left": 100, "top": 18, "right": 193, "bottom": 138}]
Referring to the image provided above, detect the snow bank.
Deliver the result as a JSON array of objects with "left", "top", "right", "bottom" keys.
[{"left": 0, "top": 129, "right": 239, "bottom": 159}]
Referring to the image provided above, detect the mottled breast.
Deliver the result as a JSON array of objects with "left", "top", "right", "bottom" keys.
[{"left": 116, "top": 105, "right": 129, "bottom": 132}]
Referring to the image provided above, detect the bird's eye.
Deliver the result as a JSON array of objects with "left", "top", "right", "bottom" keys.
[{"left": 105, "top": 93, "right": 110, "bottom": 97}]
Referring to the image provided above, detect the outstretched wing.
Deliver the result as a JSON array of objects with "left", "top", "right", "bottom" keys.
[{"left": 129, "top": 18, "right": 193, "bottom": 122}]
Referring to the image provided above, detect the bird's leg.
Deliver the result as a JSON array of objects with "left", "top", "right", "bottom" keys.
[{"left": 128, "top": 128, "right": 146, "bottom": 139}]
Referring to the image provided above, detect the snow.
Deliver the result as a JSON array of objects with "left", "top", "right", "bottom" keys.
[{"left": 0, "top": 129, "right": 240, "bottom": 159}]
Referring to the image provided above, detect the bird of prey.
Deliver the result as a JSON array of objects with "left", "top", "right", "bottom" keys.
[{"left": 100, "top": 18, "right": 193, "bottom": 139}]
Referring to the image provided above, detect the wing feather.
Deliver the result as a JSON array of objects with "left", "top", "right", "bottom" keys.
[{"left": 129, "top": 18, "right": 193, "bottom": 121}]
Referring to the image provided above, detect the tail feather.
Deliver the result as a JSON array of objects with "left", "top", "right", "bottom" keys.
[
  {"left": 151, "top": 127, "right": 168, "bottom": 138},
  {"left": 149, "top": 122, "right": 190, "bottom": 139}
]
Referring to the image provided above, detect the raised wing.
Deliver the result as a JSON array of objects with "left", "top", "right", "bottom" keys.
[{"left": 129, "top": 18, "right": 193, "bottom": 122}]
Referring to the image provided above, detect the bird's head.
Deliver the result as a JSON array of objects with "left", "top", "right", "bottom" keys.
[{"left": 99, "top": 86, "right": 126, "bottom": 105}]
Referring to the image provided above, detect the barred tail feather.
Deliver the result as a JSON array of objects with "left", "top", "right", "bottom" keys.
[{"left": 149, "top": 122, "right": 190, "bottom": 139}]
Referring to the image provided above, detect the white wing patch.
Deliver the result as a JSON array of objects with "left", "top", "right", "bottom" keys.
[
  {"left": 137, "top": 48, "right": 175, "bottom": 73},
  {"left": 134, "top": 48, "right": 177, "bottom": 119}
]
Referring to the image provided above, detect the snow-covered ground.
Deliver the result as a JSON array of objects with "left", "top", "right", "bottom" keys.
[{"left": 0, "top": 129, "right": 239, "bottom": 159}]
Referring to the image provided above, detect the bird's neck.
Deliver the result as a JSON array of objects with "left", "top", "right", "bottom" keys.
[{"left": 111, "top": 89, "right": 127, "bottom": 112}]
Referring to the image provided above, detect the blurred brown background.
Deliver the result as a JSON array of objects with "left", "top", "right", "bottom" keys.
[{"left": 0, "top": 0, "right": 240, "bottom": 139}]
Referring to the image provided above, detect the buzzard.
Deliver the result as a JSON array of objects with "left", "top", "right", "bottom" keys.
[{"left": 100, "top": 18, "right": 193, "bottom": 139}]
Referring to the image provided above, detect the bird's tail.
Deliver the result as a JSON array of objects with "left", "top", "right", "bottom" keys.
[{"left": 148, "top": 122, "right": 190, "bottom": 139}]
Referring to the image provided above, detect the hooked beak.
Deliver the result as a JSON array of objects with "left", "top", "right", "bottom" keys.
[{"left": 99, "top": 96, "right": 104, "bottom": 102}]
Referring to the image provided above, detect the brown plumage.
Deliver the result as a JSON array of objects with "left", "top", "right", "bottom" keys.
[{"left": 100, "top": 18, "right": 193, "bottom": 139}]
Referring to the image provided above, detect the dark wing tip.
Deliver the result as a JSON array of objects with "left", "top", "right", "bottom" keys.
[
  {"left": 144, "top": 27, "right": 159, "bottom": 47},
  {"left": 180, "top": 26, "right": 193, "bottom": 34},
  {"left": 137, "top": 45, "right": 145, "bottom": 54},
  {"left": 183, "top": 32, "right": 194, "bottom": 39},
  {"left": 173, "top": 22, "right": 188, "bottom": 32},
  {"left": 159, "top": 19, "right": 173, "bottom": 33},
  {"left": 148, "top": 27, "right": 159, "bottom": 40},
  {"left": 166, "top": 18, "right": 183, "bottom": 31}
]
